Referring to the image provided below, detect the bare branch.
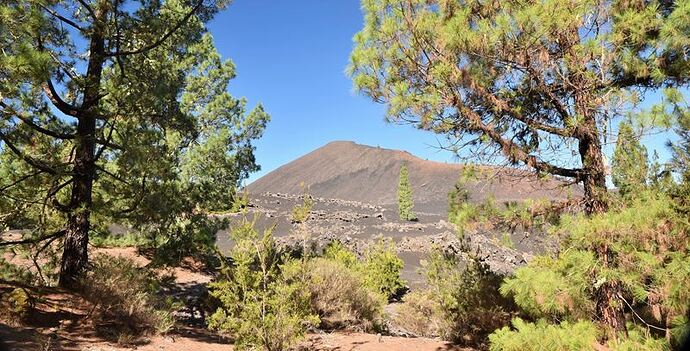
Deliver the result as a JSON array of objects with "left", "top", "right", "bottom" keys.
[
  {"left": 0, "top": 130, "right": 64, "bottom": 175},
  {"left": 42, "top": 80, "right": 81, "bottom": 117},
  {"left": 40, "top": 4, "right": 85, "bottom": 32},
  {"left": 76, "top": 0, "right": 97, "bottom": 21},
  {"left": 0, "top": 229, "right": 66, "bottom": 248}
]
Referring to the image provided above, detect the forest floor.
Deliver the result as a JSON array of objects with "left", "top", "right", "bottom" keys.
[{"left": 0, "top": 247, "right": 470, "bottom": 351}]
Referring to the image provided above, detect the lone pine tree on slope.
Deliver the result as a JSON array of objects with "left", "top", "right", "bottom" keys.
[{"left": 397, "top": 163, "right": 417, "bottom": 221}]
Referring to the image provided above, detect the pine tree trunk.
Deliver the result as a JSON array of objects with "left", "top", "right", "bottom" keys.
[
  {"left": 578, "top": 131, "right": 609, "bottom": 215},
  {"left": 58, "top": 117, "right": 96, "bottom": 287},
  {"left": 58, "top": 3, "right": 106, "bottom": 288},
  {"left": 579, "top": 123, "right": 627, "bottom": 335}
]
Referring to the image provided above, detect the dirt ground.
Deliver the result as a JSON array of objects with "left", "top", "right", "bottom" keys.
[{"left": 0, "top": 247, "right": 470, "bottom": 351}]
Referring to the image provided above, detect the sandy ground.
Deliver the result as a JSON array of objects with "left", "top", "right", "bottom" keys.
[{"left": 0, "top": 247, "right": 470, "bottom": 351}]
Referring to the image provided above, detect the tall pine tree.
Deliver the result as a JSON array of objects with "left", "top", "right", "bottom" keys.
[
  {"left": 0, "top": 0, "right": 269, "bottom": 287},
  {"left": 349, "top": 0, "right": 689, "bottom": 332}
]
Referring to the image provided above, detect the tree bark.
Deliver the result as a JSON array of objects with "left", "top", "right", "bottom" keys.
[
  {"left": 58, "top": 3, "right": 106, "bottom": 288},
  {"left": 578, "top": 114, "right": 627, "bottom": 336},
  {"left": 578, "top": 130, "right": 609, "bottom": 215}
]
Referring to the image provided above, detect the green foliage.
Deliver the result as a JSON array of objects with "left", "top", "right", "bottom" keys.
[
  {"left": 490, "top": 319, "right": 670, "bottom": 351},
  {"left": 322, "top": 239, "right": 406, "bottom": 302},
  {"left": 81, "top": 255, "right": 177, "bottom": 342},
  {"left": 350, "top": 0, "right": 689, "bottom": 212},
  {"left": 500, "top": 251, "right": 595, "bottom": 320},
  {"left": 0, "top": 0, "right": 269, "bottom": 282},
  {"left": 229, "top": 191, "right": 250, "bottom": 214},
  {"left": 1, "top": 288, "right": 32, "bottom": 323},
  {"left": 207, "top": 218, "right": 318, "bottom": 351},
  {"left": 397, "top": 163, "right": 417, "bottom": 221},
  {"left": 322, "top": 241, "right": 359, "bottom": 268},
  {"left": 291, "top": 194, "right": 314, "bottom": 224},
  {"left": 361, "top": 239, "right": 406, "bottom": 300},
  {"left": 499, "top": 191, "right": 690, "bottom": 346},
  {"left": 612, "top": 121, "right": 649, "bottom": 197},
  {"left": 147, "top": 214, "right": 228, "bottom": 267},
  {"left": 489, "top": 318, "right": 601, "bottom": 351}
]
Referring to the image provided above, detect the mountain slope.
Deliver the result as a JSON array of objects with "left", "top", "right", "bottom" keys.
[{"left": 247, "top": 141, "right": 575, "bottom": 213}]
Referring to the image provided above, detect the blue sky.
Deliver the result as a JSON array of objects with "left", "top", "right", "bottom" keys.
[{"left": 206, "top": 1, "right": 678, "bottom": 185}]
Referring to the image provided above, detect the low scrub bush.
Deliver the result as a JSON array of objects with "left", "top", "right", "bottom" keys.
[
  {"left": 0, "top": 287, "right": 33, "bottom": 324},
  {"left": 306, "top": 258, "right": 384, "bottom": 331},
  {"left": 321, "top": 240, "right": 406, "bottom": 302},
  {"left": 81, "top": 255, "right": 177, "bottom": 344},
  {"left": 396, "top": 248, "right": 516, "bottom": 348},
  {"left": 394, "top": 290, "right": 446, "bottom": 337}
]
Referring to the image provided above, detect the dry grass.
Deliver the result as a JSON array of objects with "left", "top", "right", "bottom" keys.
[
  {"left": 307, "top": 258, "right": 385, "bottom": 332},
  {"left": 80, "top": 254, "right": 176, "bottom": 345}
]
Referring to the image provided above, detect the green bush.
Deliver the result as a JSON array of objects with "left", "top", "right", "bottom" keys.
[
  {"left": 81, "top": 255, "right": 177, "bottom": 343},
  {"left": 291, "top": 194, "right": 314, "bottom": 224},
  {"left": 490, "top": 319, "right": 670, "bottom": 351},
  {"left": 207, "top": 218, "right": 318, "bottom": 351},
  {"left": 321, "top": 240, "right": 406, "bottom": 302},
  {"left": 489, "top": 318, "right": 600, "bottom": 351},
  {"left": 0, "top": 288, "right": 33, "bottom": 324},
  {"left": 361, "top": 239, "right": 407, "bottom": 301},
  {"left": 498, "top": 192, "right": 689, "bottom": 347},
  {"left": 322, "top": 241, "right": 358, "bottom": 267}
]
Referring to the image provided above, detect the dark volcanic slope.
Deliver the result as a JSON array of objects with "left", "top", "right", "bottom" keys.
[{"left": 247, "top": 141, "right": 576, "bottom": 213}]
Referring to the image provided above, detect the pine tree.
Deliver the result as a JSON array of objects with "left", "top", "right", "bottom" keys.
[
  {"left": 397, "top": 163, "right": 417, "bottom": 221},
  {"left": 611, "top": 121, "right": 649, "bottom": 197},
  {"left": 349, "top": 0, "right": 689, "bottom": 333},
  {"left": 0, "top": 0, "right": 269, "bottom": 287}
]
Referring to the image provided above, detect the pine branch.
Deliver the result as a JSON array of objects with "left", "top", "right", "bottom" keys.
[
  {"left": 0, "top": 229, "right": 66, "bottom": 248},
  {"left": 105, "top": 0, "right": 205, "bottom": 57}
]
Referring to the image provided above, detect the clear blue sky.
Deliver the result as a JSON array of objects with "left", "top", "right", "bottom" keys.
[{"left": 206, "top": 1, "right": 678, "bottom": 185}]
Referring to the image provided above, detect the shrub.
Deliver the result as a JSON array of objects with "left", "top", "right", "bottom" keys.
[
  {"left": 490, "top": 319, "right": 669, "bottom": 351},
  {"left": 0, "top": 288, "right": 33, "bottom": 324},
  {"left": 406, "top": 249, "right": 516, "bottom": 347},
  {"left": 148, "top": 213, "right": 227, "bottom": 267},
  {"left": 306, "top": 258, "right": 384, "bottom": 331},
  {"left": 321, "top": 240, "right": 406, "bottom": 302},
  {"left": 322, "top": 241, "right": 358, "bottom": 268},
  {"left": 291, "top": 194, "right": 314, "bottom": 224},
  {"left": 81, "top": 255, "right": 177, "bottom": 343},
  {"left": 207, "top": 218, "right": 318, "bottom": 351},
  {"left": 361, "top": 239, "right": 407, "bottom": 301},
  {"left": 393, "top": 290, "right": 446, "bottom": 337}
]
